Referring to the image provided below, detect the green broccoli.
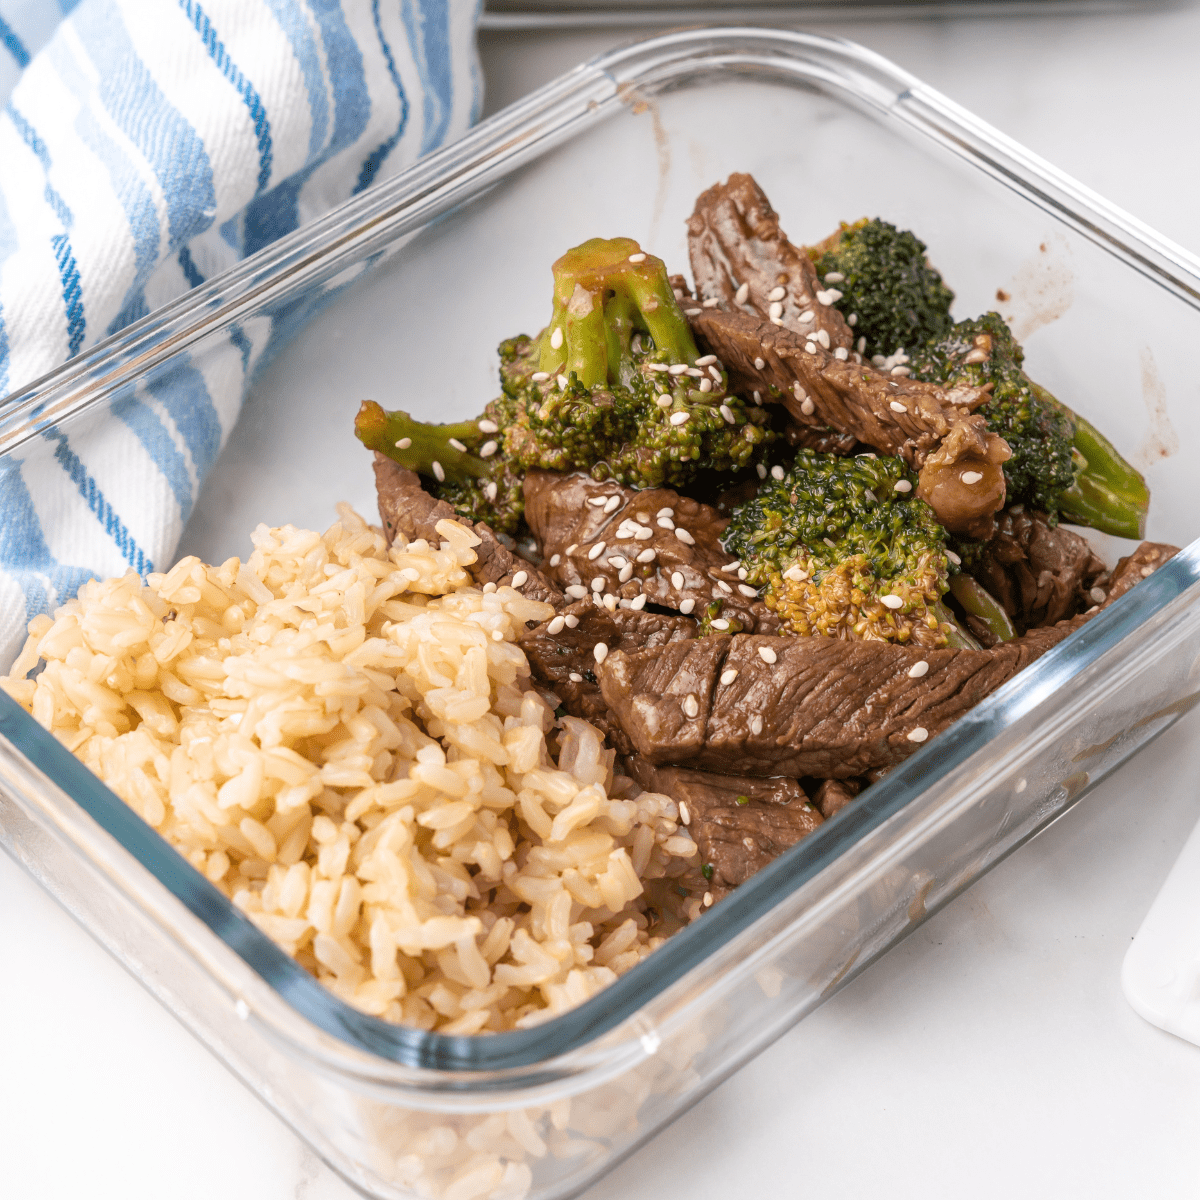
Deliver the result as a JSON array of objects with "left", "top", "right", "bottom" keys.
[
  {"left": 723, "top": 449, "right": 962, "bottom": 648},
  {"left": 909, "top": 313, "right": 1148, "bottom": 537},
  {"left": 811, "top": 219, "right": 955, "bottom": 360},
  {"left": 357, "top": 238, "right": 774, "bottom": 532}
]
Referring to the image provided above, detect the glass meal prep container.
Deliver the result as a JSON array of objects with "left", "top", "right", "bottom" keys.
[{"left": 3, "top": 27, "right": 1200, "bottom": 1200}]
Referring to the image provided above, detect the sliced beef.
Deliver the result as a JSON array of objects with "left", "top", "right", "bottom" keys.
[
  {"left": 812, "top": 778, "right": 860, "bottom": 819},
  {"left": 626, "top": 758, "right": 822, "bottom": 894},
  {"left": 685, "top": 173, "right": 852, "bottom": 353},
  {"left": 522, "top": 470, "right": 779, "bottom": 633},
  {"left": 597, "top": 541, "right": 1178, "bottom": 778},
  {"left": 968, "top": 509, "right": 1107, "bottom": 631},
  {"left": 374, "top": 454, "right": 561, "bottom": 605},
  {"left": 687, "top": 308, "right": 1007, "bottom": 537},
  {"left": 1102, "top": 541, "right": 1179, "bottom": 604}
]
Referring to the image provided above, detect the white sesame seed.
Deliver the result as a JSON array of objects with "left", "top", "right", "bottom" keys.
[
  {"left": 702, "top": 297, "right": 720, "bottom": 308},
  {"left": 630, "top": 593, "right": 647, "bottom": 610},
  {"left": 656, "top": 506, "right": 675, "bottom": 518},
  {"left": 735, "top": 282, "right": 750, "bottom": 304},
  {"left": 618, "top": 563, "right": 633, "bottom": 583},
  {"left": 703, "top": 891, "right": 714, "bottom": 907},
  {"left": 637, "top": 548, "right": 656, "bottom": 563},
  {"left": 592, "top": 642, "right": 609, "bottom": 664},
  {"left": 547, "top": 615, "right": 566, "bottom": 635},
  {"left": 609, "top": 555, "right": 628, "bottom": 568},
  {"left": 720, "top": 668, "right": 739, "bottom": 685},
  {"left": 657, "top": 516, "right": 675, "bottom": 530},
  {"left": 770, "top": 317, "right": 784, "bottom": 327},
  {"left": 768, "top": 301, "right": 783, "bottom": 319},
  {"left": 634, "top": 527, "right": 654, "bottom": 540},
  {"left": 603, "top": 593, "right": 617, "bottom": 611},
  {"left": 675, "top": 528, "right": 696, "bottom": 545},
  {"left": 848, "top": 313, "right": 858, "bottom": 326},
  {"left": 756, "top": 463, "right": 767, "bottom": 479},
  {"left": 872, "top": 355, "right": 888, "bottom": 367},
  {"left": 816, "top": 289, "right": 834, "bottom": 305},
  {"left": 557, "top": 373, "right": 569, "bottom": 389},
  {"left": 550, "top": 327, "right": 564, "bottom": 349},
  {"left": 738, "top": 583, "right": 758, "bottom": 597},
  {"left": 907, "top": 727, "right": 929, "bottom": 743},
  {"left": 824, "top": 271, "right": 844, "bottom": 283},
  {"left": 834, "top": 347, "right": 849, "bottom": 360},
  {"left": 671, "top": 571, "right": 685, "bottom": 589},
  {"left": 770, "top": 465, "right": 785, "bottom": 481},
  {"left": 720, "top": 404, "right": 736, "bottom": 424},
  {"left": 564, "top": 614, "right": 579, "bottom": 628},
  {"left": 946, "top": 550, "right": 961, "bottom": 565},
  {"left": 857, "top": 337, "right": 866, "bottom": 354},
  {"left": 484, "top": 482, "right": 498, "bottom": 502},
  {"left": 395, "top": 437, "right": 412, "bottom": 450},
  {"left": 695, "top": 354, "right": 717, "bottom": 366},
  {"left": 754, "top": 357, "right": 766, "bottom": 370},
  {"left": 894, "top": 480, "right": 913, "bottom": 493},
  {"left": 591, "top": 576, "right": 605, "bottom": 591},
  {"left": 668, "top": 363, "right": 689, "bottom": 376},
  {"left": 961, "top": 471, "right": 984, "bottom": 485},
  {"left": 758, "top": 646, "right": 777, "bottom": 664},
  {"left": 891, "top": 366, "right": 911, "bottom": 377},
  {"left": 680, "top": 598, "right": 696, "bottom": 614},
  {"left": 738, "top": 568, "right": 748, "bottom": 580},
  {"left": 565, "top": 585, "right": 587, "bottom": 599},
  {"left": 708, "top": 365, "right": 723, "bottom": 382},
  {"left": 483, "top": 582, "right": 497, "bottom": 594},
  {"left": 753, "top": 391, "right": 762, "bottom": 405},
  {"left": 628, "top": 252, "right": 647, "bottom": 263},
  {"left": 881, "top": 594, "right": 904, "bottom": 610},
  {"left": 805, "top": 342, "right": 817, "bottom": 355},
  {"left": 768, "top": 286, "right": 786, "bottom": 302},
  {"left": 603, "top": 495, "right": 621, "bottom": 513},
  {"left": 431, "top": 461, "right": 445, "bottom": 482},
  {"left": 1090, "top": 586, "right": 1107, "bottom": 604},
  {"left": 699, "top": 378, "right": 713, "bottom": 393},
  {"left": 588, "top": 497, "right": 606, "bottom": 508},
  {"left": 656, "top": 394, "right": 673, "bottom": 409},
  {"left": 511, "top": 570, "right": 528, "bottom": 588},
  {"left": 711, "top": 618, "right": 730, "bottom": 630},
  {"left": 798, "top": 311, "right": 815, "bottom": 324},
  {"left": 800, "top": 397, "right": 815, "bottom": 416},
  {"left": 751, "top": 715, "right": 763, "bottom": 734},
  {"left": 722, "top": 560, "right": 741, "bottom": 572},
  {"left": 908, "top": 660, "right": 930, "bottom": 678},
  {"left": 448, "top": 437, "right": 467, "bottom": 453},
  {"left": 685, "top": 309, "right": 702, "bottom": 315},
  {"left": 636, "top": 511, "right": 651, "bottom": 524},
  {"left": 670, "top": 411, "right": 690, "bottom": 426},
  {"left": 686, "top": 367, "right": 704, "bottom": 378},
  {"left": 890, "top": 401, "right": 907, "bottom": 413},
  {"left": 567, "top": 543, "right": 579, "bottom": 554},
  {"left": 683, "top": 694, "right": 699, "bottom": 718},
  {"left": 569, "top": 672, "right": 583, "bottom": 682},
  {"left": 531, "top": 371, "right": 550, "bottom": 382},
  {"left": 680, "top": 799, "right": 692, "bottom": 824},
  {"left": 477, "top": 419, "right": 498, "bottom": 434},
  {"left": 480, "top": 440, "right": 498, "bottom": 458},
  {"left": 816, "top": 329, "right": 831, "bottom": 350},
  {"left": 647, "top": 362, "right": 670, "bottom": 373},
  {"left": 783, "top": 565, "right": 806, "bottom": 582},
  {"left": 717, "top": 580, "right": 732, "bottom": 594}
]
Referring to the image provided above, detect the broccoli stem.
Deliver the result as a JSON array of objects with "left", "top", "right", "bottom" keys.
[
  {"left": 538, "top": 237, "right": 699, "bottom": 387},
  {"left": 947, "top": 574, "right": 1017, "bottom": 644},
  {"left": 1028, "top": 382, "right": 1149, "bottom": 539},
  {"left": 354, "top": 400, "right": 491, "bottom": 481},
  {"left": 932, "top": 601, "right": 983, "bottom": 650}
]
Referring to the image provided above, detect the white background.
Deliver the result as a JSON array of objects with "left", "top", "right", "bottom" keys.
[{"left": 4, "top": 9, "right": 1200, "bottom": 1198}]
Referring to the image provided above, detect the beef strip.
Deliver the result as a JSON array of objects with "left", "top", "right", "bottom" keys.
[
  {"left": 1101, "top": 540, "right": 1178, "bottom": 604},
  {"left": 626, "top": 757, "right": 822, "bottom": 895},
  {"left": 597, "top": 541, "right": 1179, "bottom": 778},
  {"left": 812, "top": 778, "right": 860, "bottom": 819},
  {"left": 685, "top": 173, "right": 852, "bottom": 353},
  {"left": 687, "top": 308, "right": 1007, "bottom": 537},
  {"left": 968, "top": 508, "right": 1107, "bottom": 632},
  {"left": 523, "top": 470, "right": 780, "bottom": 633}
]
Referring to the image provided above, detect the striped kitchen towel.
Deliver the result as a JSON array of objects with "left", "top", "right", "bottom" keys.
[{"left": 0, "top": 0, "right": 481, "bottom": 667}]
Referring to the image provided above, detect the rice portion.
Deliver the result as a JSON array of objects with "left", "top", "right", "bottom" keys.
[{"left": 2, "top": 506, "right": 696, "bottom": 1033}]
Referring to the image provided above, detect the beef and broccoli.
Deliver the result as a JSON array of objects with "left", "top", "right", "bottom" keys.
[{"left": 357, "top": 172, "right": 1176, "bottom": 915}]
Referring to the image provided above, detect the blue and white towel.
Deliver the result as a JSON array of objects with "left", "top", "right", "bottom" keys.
[{"left": 0, "top": 0, "right": 481, "bottom": 667}]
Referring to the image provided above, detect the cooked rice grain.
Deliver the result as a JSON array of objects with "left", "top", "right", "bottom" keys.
[{"left": 2, "top": 506, "right": 696, "bottom": 1031}]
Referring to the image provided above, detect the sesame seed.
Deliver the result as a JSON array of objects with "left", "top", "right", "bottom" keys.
[
  {"left": 673, "top": 288, "right": 684, "bottom": 300},
  {"left": 703, "top": 891, "right": 714, "bottom": 907},
  {"left": 647, "top": 362, "right": 670, "bottom": 373},
  {"left": 484, "top": 482, "right": 498, "bottom": 501},
  {"left": 683, "top": 695, "right": 700, "bottom": 718},
  {"left": 946, "top": 550, "right": 961, "bottom": 565},
  {"left": 591, "top": 576, "right": 605, "bottom": 591},
  {"left": 717, "top": 580, "right": 732, "bottom": 594},
  {"left": 593, "top": 643, "right": 609, "bottom": 664},
  {"left": 798, "top": 311, "right": 815, "bottom": 324},
  {"left": 658, "top": 516, "right": 675, "bottom": 530},
  {"left": 531, "top": 371, "right": 550, "bottom": 382},
  {"left": 511, "top": 570, "right": 528, "bottom": 588},
  {"left": 395, "top": 437, "right": 412, "bottom": 450},
  {"left": 483, "top": 582, "right": 497, "bottom": 594},
  {"left": 783, "top": 565, "right": 806, "bottom": 582},
  {"left": 609, "top": 555, "right": 628, "bottom": 568},
  {"left": 722, "top": 561, "right": 741, "bottom": 572},
  {"left": 816, "top": 329, "right": 831, "bottom": 350},
  {"left": 753, "top": 391, "right": 763, "bottom": 405},
  {"left": 702, "top": 297, "right": 720, "bottom": 308},
  {"left": 805, "top": 342, "right": 817, "bottom": 354},
  {"left": 890, "top": 401, "right": 907, "bottom": 413},
  {"left": 711, "top": 618, "right": 730, "bottom": 630},
  {"left": 670, "top": 411, "right": 690, "bottom": 426},
  {"left": 685, "top": 309, "right": 702, "bottom": 315},
  {"left": 431, "top": 461, "right": 445, "bottom": 482},
  {"left": 857, "top": 337, "right": 866, "bottom": 354},
  {"left": 891, "top": 366, "right": 911, "bottom": 377},
  {"left": 557, "top": 374, "right": 569, "bottom": 389},
  {"left": 550, "top": 327, "right": 564, "bottom": 349},
  {"left": 680, "top": 800, "right": 691, "bottom": 824},
  {"left": 816, "top": 289, "right": 834, "bottom": 305},
  {"left": 756, "top": 463, "right": 767, "bottom": 479},
  {"left": 569, "top": 672, "right": 583, "bottom": 682},
  {"left": 634, "top": 527, "right": 654, "bottom": 540},
  {"left": 628, "top": 252, "right": 647, "bottom": 263},
  {"left": 603, "top": 495, "right": 621, "bottom": 513},
  {"left": 770, "top": 317, "right": 783, "bottom": 327},
  {"left": 834, "top": 347, "right": 849, "bottom": 360},
  {"left": 720, "top": 669, "right": 739, "bottom": 685},
  {"left": 448, "top": 437, "right": 467, "bottom": 453},
  {"left": 770, "top": 465, "right": 785, "bottom": 481},
  {"left": 567, "top": 543, "right": 580, "bottom": 555},
  {"left": 636, "top": 511, "right": 651, "bottom": 524},
  {"left": 881, "top": 594, "right": 904, "bottom": 610},
  {"left": 630, "top": 593, "right": 647, "bottom": 610},
  {"left": 603, "top": 593, "right": 617, "bottom": 611},
  {"left": 478, "top": 419, "right": 499, "bottom": 434},
  {"left": 768, "top": 301, "right": 783, "bottom": 319},
  {"left": 564, "top": 614, "right": 579, "bottom": 628},
  {"left": 565, "top": 585, "right": 587, "bottom": 599},
  {"left": 908, "top": 660, "right": 930, "bottom": 678},
  {"left": 699, "top": 378, "right": 713, "bottom": 393},
  {"left": 708, "top": 365, "right": 723, "bottom": 382},
  {"left": 960, "top": 471, "right": 984, "bottom": 485},
  {"left": 758, "top": 646, "right": 777, "bottom": 664},
  {"left": 848, "top": 313, "right": 858, "bottom": 326},
  {"left": 872, "top": 355, "right": 888, "bottom": 367},
  {"left": 800, "top": 397, "right": 815, "bottom": 416},
  {"left": 824, "top": 271, "right": 844, "bottom": 283},
  {"left": 668, "top": 363, "right": 689, "bottom": 375},
  {"left": 735, "top": 282, "right": 750, "bottom": 304},
  {"left": 754, "top": 357, "right": 766, "bottom": 370},
  {"left": 720, "top": 404, "right": 736, "bottom": 424},
  {"left": 685, "top": 367, "right": 704, "bottom": 378},
  {"left": 656, "top": 394, "right": 673, "bottom": 408},
  {"left": 751, "top": 715, "right": 763, "bottom": 734},
  {"left": 547, "top": 616, "right": 566, "bottom": 635},
  {"left": 894, "top": 480, "right": 913, "bottom": 493},
  {"left": 637, "top": 548, "right": 656, "bottom": 563},
  {"left": 680, "top": 598, "right": 696, "bottom": 614},
  {"left": 671, "top": 571, "right": 685, "bottom": 589},
  {"left": 1090, "top": 586, "right": 1106, "bottom": 604},
  {"left": 907, "top": 727, "right": 929, "bottom": 743},
  {"left": 696, "top": 355, "right": 717, "bottom": 366},
  {"left": 675, "top": 528, "right": 696, "bottom": 545},
  {"left": 618, "top": 563, "right": 634, "bottom": 583},
  {"left": 768, "top": 286, "right": 786, "bottom": 301},
  {"left": 738, "top": 583, "right": 758, "bottom": 597},
  {"left": 480, "top": 440, "right": 499, "bottom": 458}
]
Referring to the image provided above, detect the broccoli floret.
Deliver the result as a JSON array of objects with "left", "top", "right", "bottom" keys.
[
  {"left": 724, "top": 449, "right": 955, "bottom": 647},
  {"left": 811, "top": 219, "right": 955, "bottom": 360},
  {"left": 909, "top": 313, "right": 1148, "bottom": 537}
]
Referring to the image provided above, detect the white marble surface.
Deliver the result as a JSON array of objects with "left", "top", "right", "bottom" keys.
[{"left": 5, "top": 9, "right": 1200, "bottom": 1197}]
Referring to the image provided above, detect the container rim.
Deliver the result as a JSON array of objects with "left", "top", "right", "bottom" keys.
[{"left": 3, "top": 25, "right": 1200, "bottom": 1080}]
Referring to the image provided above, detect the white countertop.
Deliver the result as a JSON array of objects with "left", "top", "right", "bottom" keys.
[{"left": 5, "top": 9, "right": 1200, "bottom": 1197}]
